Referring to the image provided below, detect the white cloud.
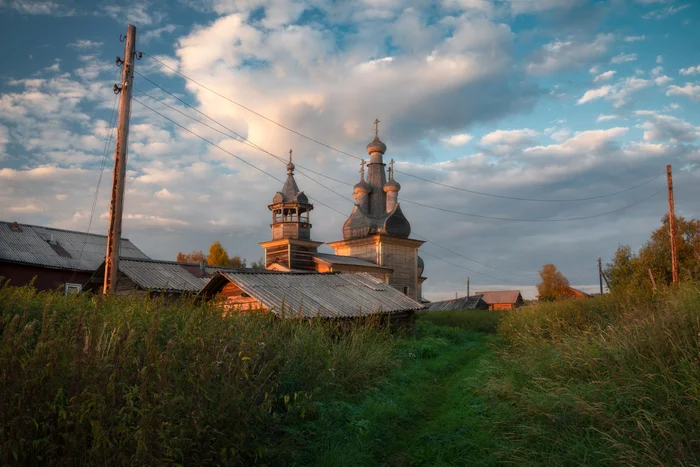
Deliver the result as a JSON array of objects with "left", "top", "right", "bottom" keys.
[
  {"left": 596, "top": 114, "right": 618, "bottom": 123},
  {"left": 68, "top": 40, "right": 103, "bottom": 49},
  {"left": 593, "top": 70, "right": 616, "bottom": 82},
  {"left": 680, "top": 65, "right": 700, "bottom": 76},
  {"left": 544, "top": 127, "right": 570, "bottom": 142},
  {"left": 103, "top": 2, "right": 164, "bottom": 26},
  {"left": 441, "top": 133, "right": 473, "bottom": 146},
  {"left": 141, "top": 24, "right": 177, "bottom": 44},
  {"left": 610, "top": 53, "right": 637, "bottom": 64},
  {"left": 654, "top": 75, "right": 672, "bottom": 86},
  {"left": 666, "top": 83, "right": 700, "bottom": 101},
  {"left": 650, "top": 66, "right": 663, "bottom": 77},
  {"left": 643, "top": 3, "right": 691, "bottom": 19},
  {"left": 1, "top": 0, "right": 74, "bottom": 15},
  {"left": 656, "top": 55, "right": 663, "bottom": 64},
  {"left": 577, "top": 85, "right": 612, "bottom": 104},
  {"left": 642, "top": 115, "right": 699, "bottom": 143},
  {"left": 526, "top": 34, "right": 614, "bottom": 76},
  {"left": 481, "top": 129, "right": 538, "bottom": 146},
  {"left": 624, "top": 35, "right": 645, "bottom": 42}
]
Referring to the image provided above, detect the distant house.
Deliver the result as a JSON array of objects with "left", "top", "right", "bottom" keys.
[
  {"left": 567, "top": 286, "right": 594, "bottom": 299},
  {"left": 474, "top": 290, "right": 524, "bottom": 310},
  {"left": 0, "top": 221, "right": 149, "bottom": 294},
  {"left": 425, "top": 295, "right": 489, "bottom": 311},
  {"left": 83, "top": 258, "right": 245, "bottom": 299},
  {"left": 198, "top": 270, "right": 424, "bottom": 325}
]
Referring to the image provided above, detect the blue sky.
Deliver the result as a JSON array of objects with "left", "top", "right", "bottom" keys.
[{"left": 1, "top": 0, "right": 699, "bottom": 299}]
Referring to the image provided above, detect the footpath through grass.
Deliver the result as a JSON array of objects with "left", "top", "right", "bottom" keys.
[{"left": 290, "top": 313, "right": 506, "bottom": 466}]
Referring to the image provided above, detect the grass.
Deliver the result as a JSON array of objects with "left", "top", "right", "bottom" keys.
[
  {"left": 0, "top": 284, "right": 397, "bottom": 465},
  {"left": 3, "top": 283, "right": 699, "bottom": 465}
]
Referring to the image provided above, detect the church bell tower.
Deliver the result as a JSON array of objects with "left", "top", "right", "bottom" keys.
[{"left": 259, "top": 150, "right": 323, "bottom": 271}]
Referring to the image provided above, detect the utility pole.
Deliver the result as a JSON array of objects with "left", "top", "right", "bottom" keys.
[
  {"left": 667, "top": 164, "right": 679, "bottom": 284},
  {"left": 467, "top": 277, "right": 470, "bottom": 297},
  {"left": 104, "top": 24, "right": 136, "bottom": 294},
  {"left": 598, "top": 258, "right": 604, "bottom": 295}
]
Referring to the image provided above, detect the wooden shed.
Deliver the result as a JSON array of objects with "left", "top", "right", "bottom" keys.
[
  {"left": 198, "top": 270, "right": 425, "bottom": 325},
  {"left": 0, "top": 221, "right": 149, "bottom": 294},
  {"left": 474, "top": 290, "right": 524, "bottom": 310}
]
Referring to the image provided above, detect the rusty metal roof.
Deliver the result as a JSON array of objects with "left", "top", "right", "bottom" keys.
[
  {"left": 200, "top": 271, "right": 425, "bottom": 318},
  {"left": 474, "top": 290, "right": 523, "bottom": 305},
  {"left": 0, "top": 221, "right": 149, "bottom": 272},
  {"left": 313, "top": 253, "right": 393, "bottom": 270},
  {"left": 119, "top": 258, "right": 210, "bottom": 292},
  {"left": 425, "top": 295, "right": 488, "bottom": 311}
]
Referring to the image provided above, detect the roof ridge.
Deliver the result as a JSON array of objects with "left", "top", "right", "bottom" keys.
[{"left": 1, "top": 221, "right": 133, "bottom": 241}]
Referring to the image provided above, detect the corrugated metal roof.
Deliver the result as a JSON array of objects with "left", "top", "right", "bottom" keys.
[
  {"left": 202, "top": 271, "right": 424, "bottom": 318},
  {"left": 474, "top": 290, "right": 523, "bottom": 305},
  {"left": 119, "top": 258, "right": 209, "bottom": 292},
  {"left": 313, "top": 253, "right": 393, "bottom": 270},
  {"left": 0, "top": 221, "right": 149, "bottom": 272},
  {"left": 425, "top": 295, "right": 488, "bottom": 311}
]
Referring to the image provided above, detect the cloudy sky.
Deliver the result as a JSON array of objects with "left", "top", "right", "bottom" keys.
[{"left": 1, "top": 0, "right": 699, "bottom": 300}]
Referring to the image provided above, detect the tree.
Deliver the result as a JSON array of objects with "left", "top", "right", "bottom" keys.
[
  {"left": 228, "top": 256, "right": 246, "bottom": 268},
  {"left": 606, "top": 215, "right": 700, "bottom": 291},
  {"left": 207, "top": 241, "right": 230, "bottom": 266},
  {"left": 176, "top": 250, "right": 206, "bottom": 263},
  {"left": 250, "top": 257, "right": 265, "bottom": 269},
  {"left": 537, "top": 264, "right": 574, "bottom": 301}
]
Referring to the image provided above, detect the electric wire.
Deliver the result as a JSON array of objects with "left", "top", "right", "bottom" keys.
[
  {"left": 132, "top": 96, "right": 531, "bottom": 284},
  {"left": 131, "top": 76, "right": 665, "bottom": 282},
  {"left": 132, "top": 73, "right": 663, "bottom": 223},
  {"left": 139, "top": 52, "right": 663, "bottom": 203}
]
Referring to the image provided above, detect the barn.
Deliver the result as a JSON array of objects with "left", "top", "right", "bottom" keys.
[
  {"left": 198, "top": 270, "right": 424, "bottom": 325},
  {"left": 425, "top": 294, "right": 489, "bottom": 311},
  {"left": 0, "top": 221, "right": 149, "bottom": 294},
  {"left": 474, "top": 290, "right": 524, "bottom": 310}
]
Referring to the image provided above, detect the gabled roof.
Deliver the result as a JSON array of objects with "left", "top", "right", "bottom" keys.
[
  {"left": 425, "top": 295, "right": 488, "bottom": 311},
  {"left": 0, "top": 221, "right": 149, "bottom": 272},
  {"left": 85, "top": 258, "right": 250, "bottom": 293},
  {"left": 199, "top": 271, "right": 425, "bottom": 318},
  {"left": 313, "top": 253, "right": 393, "bottom": 270},
  {"left": 474, "top": 290, "right": 523, "bottom": 305}
]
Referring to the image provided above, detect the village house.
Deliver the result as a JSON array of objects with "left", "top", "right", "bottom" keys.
[
  {"left": 0, "top": 221, "right": 149, "bottom": 294},
  {"left": 474, "top": 290, "right": 524, "bottom": 310},
  {"left": 198, "top": 270, "right": 423, "bottom": 325},
  {"left": 425, "top": 294, "right": 489, "bottom": 311}
]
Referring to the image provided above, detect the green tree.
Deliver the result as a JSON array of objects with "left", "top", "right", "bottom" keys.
[
  {"left": 537, "top": 264, "right": 574, "bottom": 301},
  {"left": 207, "top": 241, "right": 230, "bottom": 266},
  {"left": 606, "top": 215, "right": 700, "bottom": 291},
  {"left": 250, "top": 257, "right": 266, "bottom": 269},
  {"left": 228, "top": 256, "right": 246, "bottom": 268}
]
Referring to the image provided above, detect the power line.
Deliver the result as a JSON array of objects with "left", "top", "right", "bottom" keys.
[
  {"left": 139, "top": 51, "right": 662, "bottom": 204},
  {"left": 132, "top": 96, "right": 527, "bottom": 284},
  {"left": 133, "top": 72, "right": 663, "bottom": 224},
  {"left": 131, "top": 96, "right": 350, "bottom": 217},
  {"left": 402, "top": 190, "right": 663, "bottom": 222}
]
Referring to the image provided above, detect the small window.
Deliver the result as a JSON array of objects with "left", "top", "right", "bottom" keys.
[
  {"left": 403, "top": 286, "right": 409, "bottom": 296},
  {"left": 65, "top": 283, "right": 82, "bottom": 296}
]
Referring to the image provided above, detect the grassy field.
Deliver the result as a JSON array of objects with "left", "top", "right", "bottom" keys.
[{"left": 2, "top": 284, "right": 699, "bottom": 465}]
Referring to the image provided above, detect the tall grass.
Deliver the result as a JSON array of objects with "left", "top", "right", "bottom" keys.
[
  {"left": 0, "top": 284, "right": 397, "bottom": 465},
  {"left": 418, "top": 309, "right": 503, "bottom": 334},
  {"left": 485, "top": 285, "right": 700, "bottom": 465}
]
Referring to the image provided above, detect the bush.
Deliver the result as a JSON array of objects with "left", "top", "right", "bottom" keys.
[
  {"left": 485, "top": 285, "right": 700, "bottom": 465},
  {"left": 0, "top": 284, "right": 397, "bottom": 465}
]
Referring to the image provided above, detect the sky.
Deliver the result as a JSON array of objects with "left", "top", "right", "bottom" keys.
[{"left": 0, "top": 0, "right": 699, "bottom": 301}]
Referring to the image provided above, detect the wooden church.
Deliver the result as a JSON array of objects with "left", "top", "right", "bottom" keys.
[{"left": 258, "top": 123, "right": 427, "bottom": 301}]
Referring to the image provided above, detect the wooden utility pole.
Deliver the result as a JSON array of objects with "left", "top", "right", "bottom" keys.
[
  {"left": 667, "top": 164, "right": 679, "bottom": 284},
  {"left": 598, "top": 258, "right": 604, "bottom": 295},
  {"left": 104, "top": 24, "right": 136, "bottom": 294},
  {"left": 467, "top": 277, "right": 470, "bottom": 297}
]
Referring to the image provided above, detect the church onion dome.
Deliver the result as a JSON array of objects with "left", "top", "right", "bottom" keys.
[
  {"left": 366, "top": 136, "right": 387, "bottom": 155},
  {"left": 354, "top": 178, "right": 371, "bottom": 193},
  {"left": 286, "top": 160, "right": 295, "bottom": 173},
  {"left": 383, "top": 178, "right": 400, "bottom": 192},
  {"left": 383, "top": 204, "right": 411, "bottom": 238},
  {"left": 296, "top": 191, "right": 309, "bottom": 204},
  {"left": 417, "top": 255, "right": 424, "bottom": 277}
]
